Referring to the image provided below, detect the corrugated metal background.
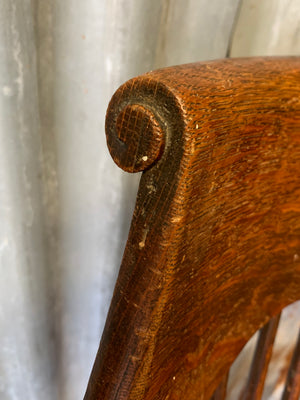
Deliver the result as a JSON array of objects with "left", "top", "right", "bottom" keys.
[{"left": 0, "top": 0, "right": 299, "bottom": 399}]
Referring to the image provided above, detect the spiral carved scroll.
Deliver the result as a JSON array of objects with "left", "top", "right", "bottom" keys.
[
  {"left": 105, "top": 76, "right": 185, "bottom": 173},
  {"left": 108, "top": 104, "right": 164, "bottom": 172}
]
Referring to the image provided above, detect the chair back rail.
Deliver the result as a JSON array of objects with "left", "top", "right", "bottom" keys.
[{"left": 84, "top": 57, "right": 300, "bottom": 400}]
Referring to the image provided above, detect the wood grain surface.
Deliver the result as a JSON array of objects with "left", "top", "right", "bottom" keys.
[{"left": 84, "top": 57, "right": 300, "bottom": 400}]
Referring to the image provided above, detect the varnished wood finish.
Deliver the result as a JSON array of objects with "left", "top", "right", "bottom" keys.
[
  {"left": 211, "top": 373, "right": 228, "bottom": 400},
  {"left": 242, "top": 314, "right": 281, "bottom": 400},
  {"left": 282, "top": 329, "right": 300, "bottom": 400},
  {"left": 84, "top": 58, "right": 300, "bottom": 400}
]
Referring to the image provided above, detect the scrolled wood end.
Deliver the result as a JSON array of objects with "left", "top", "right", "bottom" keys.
[{"left": 106, "top": 103, "right": 165, "bottom": 173}]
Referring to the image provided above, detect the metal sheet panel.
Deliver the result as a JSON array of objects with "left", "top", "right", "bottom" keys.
[
  {"left": 231, "top": 0, "right": 300, "bottom": 56},
  {"left": 0, "top": 1, "right": 56, "bottom": 399}
]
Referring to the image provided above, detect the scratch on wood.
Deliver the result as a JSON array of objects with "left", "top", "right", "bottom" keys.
[{"left": 139, "top": 226, "right": 149, "bottom": 249}]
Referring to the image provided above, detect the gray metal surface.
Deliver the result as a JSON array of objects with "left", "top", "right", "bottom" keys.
[
  {"left": 0, "top": 1, "right": 56, "bottom": 399},
  {"left": 231, "top": 0, "right": 300, "bottom": 56}
]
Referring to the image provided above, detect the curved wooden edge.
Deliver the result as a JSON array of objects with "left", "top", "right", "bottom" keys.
[
  {"left": 211, "top": 373, "right": 229, "bottom": 400},
  {"left": 105, "top": 73, "right": 186, "bottom": 173},
  {"left": 85, "top": 57, "right": 300, "bottom": 400}
]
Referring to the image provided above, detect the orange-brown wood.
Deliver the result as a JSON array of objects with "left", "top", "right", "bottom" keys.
[
  {"left": 211, "top": 373, "right": 228, "bottom": 400},
  {"left": 84, "top": 57, "right": 300, "bottom": 400}
]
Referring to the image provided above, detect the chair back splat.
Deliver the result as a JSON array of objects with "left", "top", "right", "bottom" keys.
[{"left": 84, "top": 57, "right": 300, "bottom": 400}]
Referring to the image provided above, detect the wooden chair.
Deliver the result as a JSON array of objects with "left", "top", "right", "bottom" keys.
[{"left": 84, "top": 57, "right": 300, "bottom": 400}]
